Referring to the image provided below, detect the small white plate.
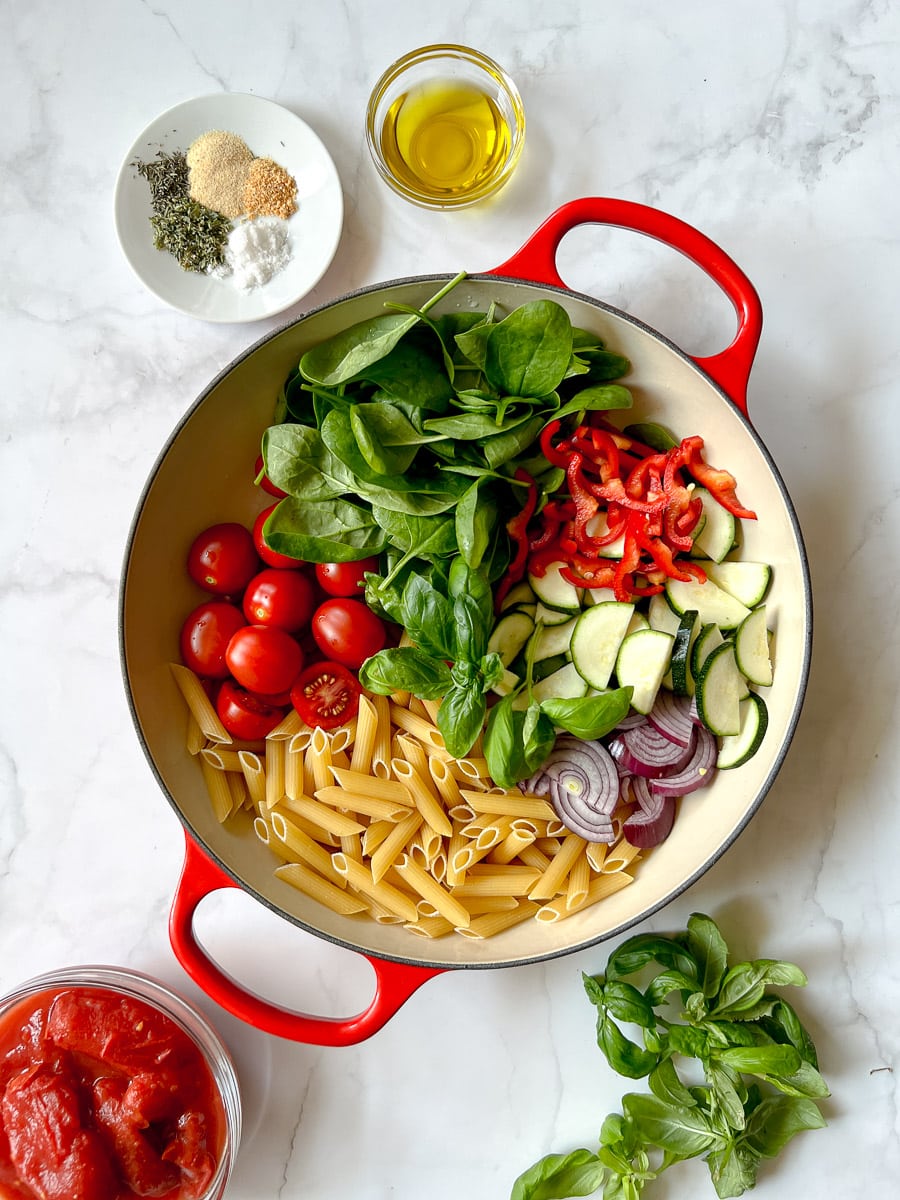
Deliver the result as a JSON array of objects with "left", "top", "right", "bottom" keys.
[{"left": 114, "top": 93, "right": 344, "bottom": 323}]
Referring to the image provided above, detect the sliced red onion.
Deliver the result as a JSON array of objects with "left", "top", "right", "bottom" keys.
[
  {"left": 689, "top": 695, "right": 702, "bottom": 725},
  {"left": 615, "top": 711, "right": 648, "bottom": 731},
  {"left": 623, "top": 776, "right": 676, "bottom": 848},
  {"left": 650, "top": 725, "right": 718, "bottom": 798},
  {"left": 616, "top": 724, "right": 696, "bottom": 778},
  {"left": 530, "top": 736, "right": 621, "bottom": 843},
  {"left": 647, "top": 691, "right": 695, "bottom": 748}
]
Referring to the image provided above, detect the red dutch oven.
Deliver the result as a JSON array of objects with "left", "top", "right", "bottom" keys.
[{"left": 119, "top": 198, "right": 812, "bottom": 1045}]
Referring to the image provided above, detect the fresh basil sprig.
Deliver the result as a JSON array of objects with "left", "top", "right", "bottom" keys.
[
  {"left": 511, "top": 913, "right": 829, "bottom": 1200},
  {"left": 358, "top": 563, "right": 500, "bottom": 759}
]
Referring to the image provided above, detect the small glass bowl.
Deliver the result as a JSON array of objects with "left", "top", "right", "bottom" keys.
[
  {"left": 366, "top": 43, "right": 525, "bottom": 210},
  {"left": 0, "top": 965, "right": 242, "bottom": 1200}
]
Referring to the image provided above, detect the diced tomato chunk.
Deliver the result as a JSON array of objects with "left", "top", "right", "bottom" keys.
[
  {"left": 47, "top": 993, "right": 190, "bottom": 1072},
  {"left": 93, "top": 1076, "right": 180, "bottom": 1198}
]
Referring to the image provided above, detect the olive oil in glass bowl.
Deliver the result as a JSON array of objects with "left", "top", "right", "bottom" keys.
[{"left": 366, "top": 45, "right": 525, "bottom": 209}]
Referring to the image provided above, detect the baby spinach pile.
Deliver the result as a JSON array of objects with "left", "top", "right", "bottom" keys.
[
  {"left": 260, "top": 273, "right": 634, "bottom": 758},
  {"left": 511, "top": 913, "right": 829, "bottom": 1200}
]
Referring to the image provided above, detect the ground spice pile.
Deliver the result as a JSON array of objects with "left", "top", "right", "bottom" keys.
[
  {"left": 186, "top": 130, "right": 255, "bottom": 218},
  {"left": 243, "top": 156, "right": 298, "bottom": 219}
]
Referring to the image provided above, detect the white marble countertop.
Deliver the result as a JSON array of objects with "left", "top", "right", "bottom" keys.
[{"left": 2, "top": 1, "right": 898, "bottom": 1196}]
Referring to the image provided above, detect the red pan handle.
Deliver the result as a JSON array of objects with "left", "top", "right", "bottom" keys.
[
  {"left": 169, "top": 834, "right": 442, "bottom": 1045},
  {"left": 486, "top": 197, "right": 763, "bottom": 416}
]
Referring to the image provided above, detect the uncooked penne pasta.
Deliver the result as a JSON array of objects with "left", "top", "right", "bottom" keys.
[
  {"left": 390, "top": 706, "right": 446, "bottom": 750},
  {"left": 314, "top": 786, "right": 409, "bottom": 823},
  {"left": 601, "top": 840, "right": 642, "bottom": 874},
  {"left": 306, "top": 726, "right": 333, "bottom": 792},
  {"left": 535, "top": 872, "right": 634, "bottom": 922},
  {"left": 369, "top": 811, "right": 423, "bottom": 883},
  {"left": 391, "top": 758, "right": 452, "bottom": 838},
  {"left": 170, "top": 664, "right": 231, "bottom": 743},
  {"left": 455, "top": 901, "right": 540, "bottom": 939},
  {"left": 463, "top": 790, "right": 556, "bottom": 822},
  {"left": 237, "top": 750, "right": 267, "bottom": 810},
  {"left": 527, "top": 833, "right": 588, "bottom": 901},
  {"left": 451, "top": 868, "right": 541, "bottom": 898},
  {"left": 226, "top": 771, "right": 248, "bottom": 814},
  {"left": 566, "top": 850, "right": 591, "bottom": 911},
  {"left": 287, "top": 795, "right": 365, "bottom": 839},
  {"left": 586, "top": 841, "right": 608, "bottom": 872},
  {"left": 329, "top": 768, "right": 413, "bottom": 805},
  {"left": 487, "top": 825, "right": 537, "bottom": 866},
  {"left": 274, "top": 862, "right": 368, "bottom": 916},
  {"left": 265, "top": 738, "right": 286, "bottom": 810},
  {"left": 331, "top": 853, "right": 419, "bottom": 923},
  {"left": 403, "top": 915, "right": 454, "bottom": 939},
  {"left": 270, "top": 810, "right": 348, "bottom": 886},
  {"left": 186, "top": 711, "right": 205, "bottom": 756},
  {"left": 284, "top": 742, "right": 303, "bottom": 802},
  {"left": 200, "top": 757, "right": 233, "bottom": 823},
  {"left": 371, "top": 694, "right": 392, "bottom": 779},
  {"left": 350, "top": 694, "right": 378, "bottom": 773},
  {"left": 268, "top": 708, "right": 304, "bottom": 741},
  {"left": 428, "top": 755, "right": 463, "bottom": 807},
  {"left": 329, "top": 717, "right": 357, "bottom": 754},
  {"left": 200, "top": 746, "right": 243, "bottom": 773},
  {"left": 394, "top": 853, "right": 472, "bottom": 929}
]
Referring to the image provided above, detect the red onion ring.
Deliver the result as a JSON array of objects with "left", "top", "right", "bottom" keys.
[
  {"left": 623, "top": 776, "right": 676, "bottom": 848},
  {"left": 647, "top": 690, "right": 695, "bottom": 747},
  {"left": 615, "top": 724, "right": 696, "bottom": 777},
  {"left": 529, "top": 736, "right": 621, "bottom": 843},
  {"left": 650, "top": 725, "right": 718, "bottom": 798}
]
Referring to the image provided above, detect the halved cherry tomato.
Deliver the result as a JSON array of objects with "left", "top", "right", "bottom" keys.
[
  {"left": 252, "top": 504, "right": 303, "bottom": 569},
  {"left": 311, "top": 599, "right": 386, "bottom": 670},
  {"left": 314, "top": 558, "right": 380, "bottom": 597},
  {"left": 180, "top": 601, "right": 246, "bottom": 679},
  {"left": 254, "top": 454, "right": 287, "bottom": 499},
  {"left": 187, "top": 523, "right": 260, "bottom": 596},
  {"left": 225, "top": 625, "right": 304, "bottom": 695},
  {"left": 290, "top": 662, "right": 360, "bottom": 731},
  {"left": 242, "top": 568, "right": 316, "bottom": 632},
  {"left": 216, "top": 681, "right": 286, "bottom": 740}
]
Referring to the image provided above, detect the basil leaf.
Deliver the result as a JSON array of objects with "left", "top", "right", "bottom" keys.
[
  {"left": 716, "top": 1045, "right": 802, "bottom": 1078},
  {"left": 455, "top": 478, "right": 496, "bottom": 569},
  {"left": 510, "top": 1150, "right": 606, "bottom": 1200},
  {"left": 741, "top": 1095, "right": 826, "bottom": 1159},
  {"left": 523, "top": 707, "right": 556, "bottom": 774},
  {"left": 484, "top": 300, "right": 573, "bottom": 397},
  {"left": 621, "top": 1094, "right": 719, "bottom": 1156},
  {"left": 759, "top": 1061, "right": 831, "bottom": 1099},
  {"left": 448, "top": 559, "right": 494, "bottom": 630},
  {"left": 605, "top": 934, "right": 699, "bottom": 983},
  {"left": 644, "top": 970, "right": 700, "bottom": 1007},
  {"left": 598, "top": 1013, "right": 658, "bottom": 1079},
  {"left": 358, "top": 647, "right": 451, "bottom": 700},
  {"left": 686, "top": 912, "right": 729, "bottom": 999},
  {"left": 540, "top": 688, "right": 633, "bottom": 741},
  {"left": 452, "top": 591, "right": 489, "bottom": 661},
  {"left": 711, "top": 961, "right": 807, "bottom": 1019},
  {"left": 602, "top": 981, "right": 656, "bottom": 1029},
  {"left": 706, "top": 1063, "right": 748, "bottom": 1131},
  {"left": 479, "top": 651, "right": 505, "bottom": 693},
  {"left": 484, "top": 694, "right": 527, "bottom": 789},
  {"left": 437, "top": 683, "right": 486, "bottom": 759},
  {"left": 760, "top": 998, "right": 820, "bottom": 1069},
  {"left": 706, "top": 1140, "right": 761, "bottom": 1196},
  {"left": 400, "top": 573, "right": 455, "bottom": 660},
  {"left": 263, "top": 497, "right": 387, "bottom": 562},
  {"left": 648, "top": 1060, "right": 698, "bottom": 1110}
]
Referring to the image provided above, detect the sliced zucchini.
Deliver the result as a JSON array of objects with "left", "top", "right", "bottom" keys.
[
  {"left": 669, "top": 609, "right": 700, "bottom": 696},
  {"left": 583, "top": 586, "right": 617, "bottom": 606},
  {"left": 527, "top": 662, "right": 590, "bottom": 706},
  {"left": 585, "top": 511, "right": 626, "bottom": 558},
  {"left": 691, "top": 622, "right": 725, "bottom": 680},
  {"left": 487, "top": 611, "right": 535, "bottom": 668},
  {"left": 691, "top": 488, "right": 736, "bottom": 563},
  {"left": 615, "top": 627, "right": 674, "bottom": 715},
  {"left": 535, "top": 601, "right": 574, "bottom": 627},
  {"left": 532, "top": 617, "right": 578, "bottom": 661},
  {"left": 509, "top": 602, "right": 537, "bottom": 621},
  {"left": 733, "top": 605, "right": 773, "bottom": 686},
  {"left": 665, "top": 576, "right": 751, "bottom": 630},
  {"left": 695, "top": 641, "right": 743, "bottom": 736},
  {"left": 649, "top": 591, "right": 682, "bottom": 636},
  {"left": 703, "top": 561, "right": 772, "bottom": 608},
  {"left": 528, "top": 562, "right": 581, "bottom": 612},
  {"left": 570, "top": 602, "right": 636, "bottom": 691},
  {"left": 532, "top": 652, "right": 570, "bottom": 683},
  {"left": 626, "top": 611, "right": 651, "bottom": 636},
  {"left": 491, "top": 668, "right": 522, "bottom": 698},
  {"left": 499, "top": 580, "right": 536, "bottom": 612},
  {"left": 717, "top": 692, "right": 769, "bottom": 768}
]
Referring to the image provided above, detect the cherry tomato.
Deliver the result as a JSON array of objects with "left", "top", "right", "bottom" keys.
[
  {"left": 252, "top": 504, "right": 303, "bottom": 569},
  {"left": 225, "top": 625, "right": 304, "bottom": 695},
  {"left": 187, "top": 523, "right": 260, "bottom": 596},
  {"left": 242, "top": 568, "right": 316, "bottom": 632},
  {"left": 254, "top": 454, "right": 287, "bottom": 499},
  {"left": 180, "top": 601, "right": 246, "bottom": 679},
  {"left": 290, "top": 662, "right": 361, "bottom": 731},
  {"left": 311, "top": 598, "right": 386, "bottom": 670},
  {"left": 315, "top": 557, "right": 380, "bottom": 597},
  {"left": 216, "top": 681, "right": 286, "bottom": 740}
]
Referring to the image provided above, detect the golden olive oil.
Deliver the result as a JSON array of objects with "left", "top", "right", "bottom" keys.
[{"left": 380, "top": 79, "right": 512, "bottom": 200}]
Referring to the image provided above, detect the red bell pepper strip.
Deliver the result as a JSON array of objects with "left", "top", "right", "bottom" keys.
[
  {"left": 559, "top": 558, "right": 618, "bottom": 589},
  {"left": 539, "top": 420, "right": 574, "bottom": 470},
  {"left": 679, "top": 436, "right": 757, "bottom": 519}
]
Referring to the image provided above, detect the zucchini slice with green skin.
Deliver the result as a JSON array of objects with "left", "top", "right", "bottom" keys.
[
  {"left": 717, "top": 692, "right": 769, "bottom": 768},
  {"left": 491, "top": 668, "right": 522, "bottom": 698},
  {"left": 535, "top": 601, "right": 575, "bottom": 627},
  {"left": 733, "top": 605, "right": 773, "bottom": 686},
  {"left": 691, "top": 622, "right": 725, "bottom": 680},
  {"left": 516, "top": 662, "right": 589, "bottom": 708},
  {"left": 487, "top": 611, "right": 534, "bottom": 668},
  {"left": 695, "top": 641, "right": 743, "bottom": 736},
  {"left": 649, "top": 591, "right": 682, "bottom": 636},
  {"left": 665, "top": 576, "right": 751, "bottom": 630},
  {"left": 583, "top": 586, "right": 617, "bottom": 606},
  {"left": 703, "top": 561, "right": 772, "bottom": 609},
  {"left": 615, "top": 627, "right": 674, "bottom": 715},
  {"left": 499, "top": 580, "right": 537, "bottom": 612},
  {"left": 690, "top": 488, "right": 736, "bottom": 562},
  {"left": 570, "top": 602, "right": 636, "bottom": 690},
  {"left": 528, "top": 562, "right": 581, "bottom": 612},
  {"left": 532, "top": 617, "right": 578, "bottom": 661},
  {"left": 670, "top": 609, "right": 700, "bottom": 696}
]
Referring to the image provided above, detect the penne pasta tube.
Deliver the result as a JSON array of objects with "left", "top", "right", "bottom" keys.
[
  {"left": 455, "top": 756, "right": 490, "bottom": 780},
  {"left": 238, "top": 750, "right": 267, "bottom": 810},
  {"left": 307, "top": 726, "right": 333, "bottom": 792},
  {"left": 455, "top": 901, "right": 540, "bottom": 939},
  {"left": 361, "top": 819, "right": 394, "bottom": 856},
  {"left": 226, "top": 771, "right": 248, "bottom": 814},
  {"left": 428, "top": 755, "right": 464, "bottom": 807},
  {"left": 265, "top": 738, "right": 286, "bottom": 810},
  {"left": 286, "top": 796, "right": 366, "bottom": 839},
  {"left": 369, "top": 811, "right": 423, "bottom": 883},
  {"left": 463, "top": 790, "right": 556, "bottom": 822},
  {"left": 328, "top": 768, "right": 413, "bottom": 804},
  {"left": 403, "top": 915, "right": 454, "bottom": 939},
  {"left": 487, "top": 825, "right": 537, "bottom": 866},
  {"left": 517, "top": 843, "right": 553, "bottom": 872},
  {"left": 535, "top": 872, "right": 634, "bottom": 922},
  {"left": 329, "top": 717, "right": 357, "bottom": 754},
  {"left": 314, "top": 786, "right": 410, "bottom": 823},
  {"left": 586, "top": 841, "right": 608, "bottom": 872},
  {"left": 270, "top": 811, "right": 348, "bottom": 886},
  {"left": 350, "top": 694, "right": 378, "bottom": 773},
  {"left": 288, "top": 728, "right": 313, "bottom": 754},
  {"left": 566, "top": 850, "right": 591, "bottom": 911},
  {"left": 170, "top": 663, "right": 231, "bottom": 743},
  {"left": 527, "top": 833, "right": 588, "bottom": 901},
  {"left": 267, "top": 708, "right": 304, "bottom": 741},
  {"left": 445, "top": 830, "right": 468, "bottom": 888},
  {"left": 201, "top": 747, "right": 243, "bottom": 773},
  {"left": 601, "top": 840, "right": 642, "bottom": 874},
  {"left": 421, "top": 697, "right": 442, "bottom": 725},
  {"left": 284, "top": 742, "right": 303, "bottom": 802},
  {"left": 200, "top": 757, "right": 234, "bottom": 823},
  {"left": 331, "top": 853, "right": 419, "bottom": 923},
  {"left": 451, "top": 868, "right": 541, "bottom": 897},
  {"left": 391, "top": 758, "right": 452, "bottom": 838},
  {"left": 371, "top": 694, "right": 392, "bottom": 779},
  {"left": 274, "top": 863, "right": 368, "bottom": 916},
  {"left": 394, "top": 853, "right": 472, "bottom": 929},
  {"left": 185, "top": 712, "right": 205, "bottom": 756},
  {"left": 390, "top": 707, "right": 446, "bottom": 750}
]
